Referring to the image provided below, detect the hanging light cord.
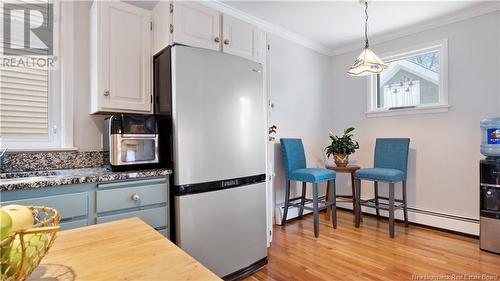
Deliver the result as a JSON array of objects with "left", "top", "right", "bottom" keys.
[{"left": 364, "top": 1, "right": 369, "bottom": 48}]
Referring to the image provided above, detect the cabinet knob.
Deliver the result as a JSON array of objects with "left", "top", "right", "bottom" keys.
[
  {"left": 214, "top": 37, "right": 220, "bottom": 43},
  {"left": 223, "top": 39, "right": 230, "bottom": 45},
  {"left": 103, "top": 90, "right": 110, "bottom": 97},
  {"left": 131, "top": 193, "right": 140, "bottom": 201}
]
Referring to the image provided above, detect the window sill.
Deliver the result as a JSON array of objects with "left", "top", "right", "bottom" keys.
[
  {"left": 365, "top": 104, "right": 450, "bottom": 118},
  {"left": 5, "top": 147, "right": 79, "bottom": 153}
]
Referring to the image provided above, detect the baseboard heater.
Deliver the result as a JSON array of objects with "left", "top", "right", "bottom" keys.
[
  {"left": 276, "top": 199, "right": 480, "bottom": 235},
  {"left": 407, "top": 207, "right": 478, "bottom": 223},
  {"left": 335, "top": 200, "right": 480, "bottom": 236}
]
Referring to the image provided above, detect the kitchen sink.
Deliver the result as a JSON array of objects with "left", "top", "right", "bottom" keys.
[
  {"left": 0, "top": 171, "right": 58, "bottom": 179},
  {"left": 0, "top": 176, "right": 52, "bottom": 184}
]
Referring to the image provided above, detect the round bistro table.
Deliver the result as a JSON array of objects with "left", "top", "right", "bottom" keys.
[{"left": 325, "top": 165, "right": 361, "bottom": 220}]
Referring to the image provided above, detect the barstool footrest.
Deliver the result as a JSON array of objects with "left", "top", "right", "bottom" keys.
[
  {"left": 287, "top": 201, "right": 334, "bottom": 212},
  {"left": 289, "top": 196, "right": 313, "bottom": 203},
  {"left": 360, "top": 198, "right": 405, "bottom": 211},
  {"left": 374, "top": 196, "right": 404, "bottom": 203}
]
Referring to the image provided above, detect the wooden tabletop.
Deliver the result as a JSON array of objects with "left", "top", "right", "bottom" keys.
[
  {"left": 325, "top": 164, "right": 361, "bottom": 172},
  {"left": 28, "top": 218, "right": 221, "bottom": 281}
]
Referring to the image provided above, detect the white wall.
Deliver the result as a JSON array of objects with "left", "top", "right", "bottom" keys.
[
  {"left": 68, "top": 3, "right": 499, "bottom": 235},
  {"left": 73, "top": 1, "right": 105, "bottom": 151},
  {"left": 330, "top": 11, "right": 500, "bottom": 234},
  {"left": 268, "top": 35, "right": 333, "bottom": 216}
]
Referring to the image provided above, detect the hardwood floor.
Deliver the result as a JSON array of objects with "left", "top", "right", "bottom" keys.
[{"left": 245, "top": 210, "right": 500, "bottom": 281}]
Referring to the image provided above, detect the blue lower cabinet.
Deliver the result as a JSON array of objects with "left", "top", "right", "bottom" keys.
[
  {"left": 97, "top": 206, "right": 168, "bottom": 233},
  {"left": 0, "top": 176, "right": 170, "bottom": 238},
  {"left": 95, "top": 178, "right": 169, "bottom": 238},
  {"left": 157, "top": 228, "right": 169, "bottom": 237},
  {"left": 96, "top": 179, "right": 168, "bottom": 213},
  {"left": 60, "top": 219, "right": 88, "bottom": 230},
  {"left": 2, "top": 191, "right": 89, "bottom": 222}
]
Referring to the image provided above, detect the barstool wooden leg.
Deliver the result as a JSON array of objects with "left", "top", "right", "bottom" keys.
[
  {"left": 298, "top": 182, "right": 306, "bottom": 219},
  {"left": 281, "top": 180, "right": 291, "bottom": 225},
  {"left": 389, "top": 182, "right": 395, "bottom": 238},
  {"left": 403, "top": 180, "right": 409, "bottom": 227},
  {"left": 325, "top": 181, "right": 331, "bottom": 220},
  {"left": 355, "top": 179, "right": 361, "bottom": 227},
  {"left": 331, "top": 180, "right": 337, "bottom": 229},
  {"left": 313, "top": 183, "right": 319, "bottom": 237},
  {"left": 351, "top": 173, "right": 362, "bottom": 222},
  {"left": 350, "top": 173, "right": 356, "bottom": 212},
  {"left": 374, "top": 181, "right": 380, "bottom": 219}
]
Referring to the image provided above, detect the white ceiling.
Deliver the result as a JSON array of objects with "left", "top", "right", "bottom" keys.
[{"left": 222, "top": 1, "right": 488, "bottom": 51}]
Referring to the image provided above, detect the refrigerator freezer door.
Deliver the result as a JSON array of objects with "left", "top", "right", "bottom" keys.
[
  {"left": 175, "top": 182, "right": 267, "bottom": 277},
  {"left": 171, "top": 46, "right": 266, "bottom": 186}
]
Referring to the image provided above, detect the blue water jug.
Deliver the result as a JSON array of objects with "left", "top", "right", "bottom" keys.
[{"left": 481, "top": 118, "right": 500, "bottom": 157}]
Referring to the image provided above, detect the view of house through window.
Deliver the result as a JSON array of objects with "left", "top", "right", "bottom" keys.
[{"left": 376, "top": 51, "right": 440, "bottom": 109}]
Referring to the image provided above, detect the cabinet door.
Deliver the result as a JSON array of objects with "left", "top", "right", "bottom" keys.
[
  {"left": 100, "top": 1, "right": 152, "bottom": 113},
  {"left": 222, "top": 15, "right": 266, "bottom": 63},
  {"left": 152, "top": 1, "right": 172, "bottom": 55},
  {"left": 172, "top": 2, "right": 221, "bottom": 51}
]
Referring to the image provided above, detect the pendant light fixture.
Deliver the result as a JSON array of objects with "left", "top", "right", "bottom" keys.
[{"left": 347, "top": 1, "right": 387, "bottom": 76}]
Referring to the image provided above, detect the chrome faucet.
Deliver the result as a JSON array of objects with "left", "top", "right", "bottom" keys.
[
  {"left": 0, "top": 147, "right": 7, "bottom": 171},
  {"left": 0, "top": 147, "right": 8, "bottom": 159}
]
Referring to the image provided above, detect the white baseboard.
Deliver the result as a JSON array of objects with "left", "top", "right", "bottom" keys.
[
  {"left": 275, "top": 200, "right": 480, "bottom": 236},
  {"left": 336, "top": 201, "right": 479, "bottom": 236},
  {"left": 275, "top": 199, "right": 479, "bottom": 236}
]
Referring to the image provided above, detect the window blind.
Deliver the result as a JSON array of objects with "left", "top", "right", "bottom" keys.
[{"left": 0, "top": 0, "right": 49, "bottom": 140}]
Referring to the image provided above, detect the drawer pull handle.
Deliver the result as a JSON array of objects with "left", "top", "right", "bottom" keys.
[{"left": 131, "top": 193, "right": 140, "bottom": 201}]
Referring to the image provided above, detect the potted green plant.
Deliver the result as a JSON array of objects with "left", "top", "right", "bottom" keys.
[{"left": 325, "top": 127, "right": 360, "bottom": 167}]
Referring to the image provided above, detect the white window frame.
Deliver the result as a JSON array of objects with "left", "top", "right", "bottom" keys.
[
  {"left": 1, "top": 0, "right": 74, "bottom": 151},
  {"left": 366, "top": 39, "right": 449, "bottom": 118}
]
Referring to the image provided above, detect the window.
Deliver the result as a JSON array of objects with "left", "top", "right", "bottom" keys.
[
  {"left": 367, "top": 40, "right": 449, "bottom": 117},
  {"left": 0, "top": 0, "right": 73, "bottom": 150}
]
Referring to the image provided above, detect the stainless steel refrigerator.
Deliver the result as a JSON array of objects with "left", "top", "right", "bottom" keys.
[{"left": 153, "top": 45, "right": 267, "bottom": 280}]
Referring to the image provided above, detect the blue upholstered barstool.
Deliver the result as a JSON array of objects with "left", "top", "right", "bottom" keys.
[
  {"left": 354, "top": 138, "right": 410, "bottom": 238},
  {"left": 280, "top": 138, "right": 337, "bottom": 238}
]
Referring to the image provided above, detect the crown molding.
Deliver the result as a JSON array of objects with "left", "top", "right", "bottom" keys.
[
  {"left": 330, "top": 1, "right": 500, "bottom": 57},
  {"left": 199, "top": 1, "right": 499, "bottom": 57},
  {"left": 200, "top": 0, "right": 335, "bottom": 56}
]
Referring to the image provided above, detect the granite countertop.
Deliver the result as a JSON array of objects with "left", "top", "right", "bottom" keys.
[{"left": 0, "top": 167, "right": 172, "bottom": 191}]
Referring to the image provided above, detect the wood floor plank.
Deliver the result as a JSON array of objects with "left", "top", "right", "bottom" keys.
[{"left": 246, "top": 210, "right": 500, "bottom": 281}]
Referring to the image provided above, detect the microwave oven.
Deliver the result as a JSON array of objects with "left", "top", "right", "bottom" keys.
[{"left": 103, "top": 115, "right": 159, "bottom": 171}]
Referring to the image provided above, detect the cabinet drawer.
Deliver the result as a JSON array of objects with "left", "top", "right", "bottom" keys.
[
  {"left": 60, "top": 219, "right": 88, "bottom": 231},
  {"left": 3, "top": 192, "right": 88, "bottom": 220},
  {"left": 97, "top": 180, "right": 167, "bottom": 213},
  {"left": 96, "top": 206, "right": 167, "bottom": 229},
  {"left": 157, "top": 228, "right": 169, "bottom": 238}
]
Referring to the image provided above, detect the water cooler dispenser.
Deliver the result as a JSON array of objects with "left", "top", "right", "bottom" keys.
[{"left": 480, "top": 118, "right": 500, "bottom": 254}]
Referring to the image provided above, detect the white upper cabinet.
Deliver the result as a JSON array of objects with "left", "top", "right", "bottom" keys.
[
  {"left": 90, "top": 1, "right": 152, "bottom": 114},
  {"left": 222, "top": 15, "right": 266, "bottom": 64},
  {"left": 152, "top": 1, "right": 172, "bottom": 55},
  {"left": 172, "top": 2, "right": 221, "bottom": 51},
  {"left": 152, "top": 2, "right": 267, "bottom": 63}
]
